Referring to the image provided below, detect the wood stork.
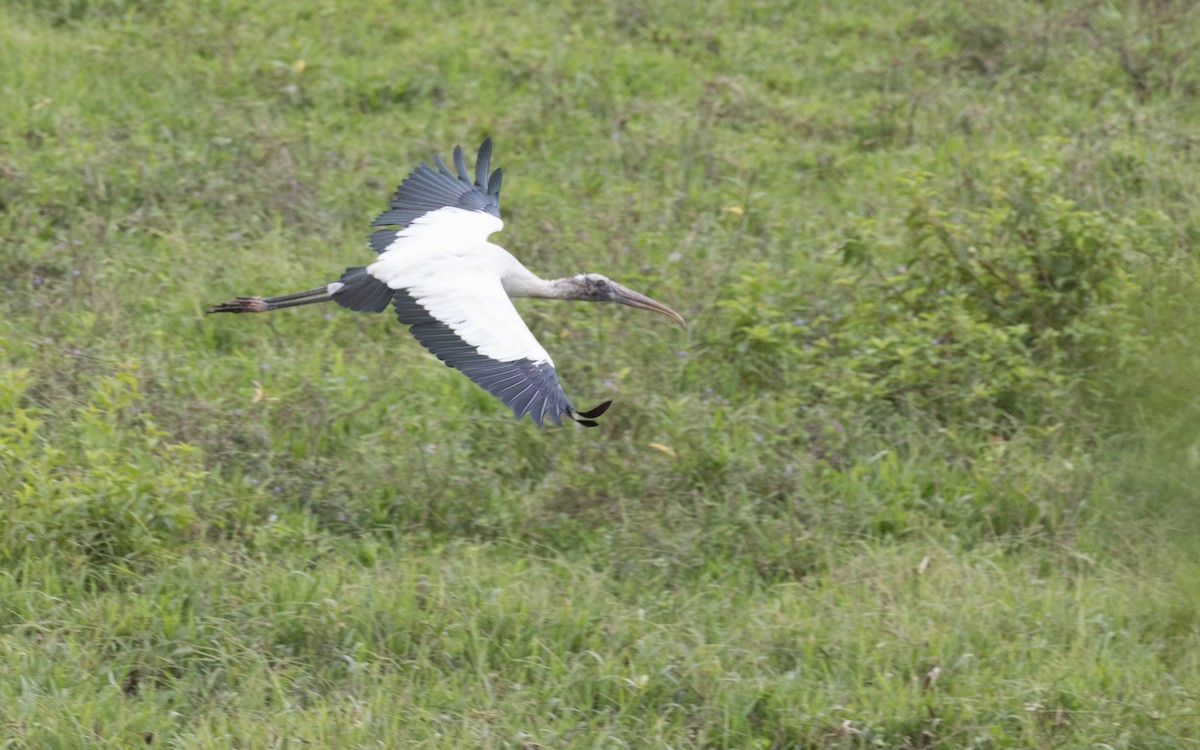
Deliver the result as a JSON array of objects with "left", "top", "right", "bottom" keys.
[{"left": 206, "top": 139, "right": 685, "bottom": 427}]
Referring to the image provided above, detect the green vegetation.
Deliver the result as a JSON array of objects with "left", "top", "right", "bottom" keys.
[{"left": 2, "top": 0, "right": 1199, "bottom": 746}]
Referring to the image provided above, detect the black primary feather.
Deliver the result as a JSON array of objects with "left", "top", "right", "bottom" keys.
[
  {"left": 453, "top": 144, "right": 469, "bottom": 181},
  {"left": 392, "top": 288, "right": 585, "bottom": 427},
  {"left": 369, "top": 139, "right": 503, "bottom": 246},
  {"left": 474, "top": 138, "right": 491, "bottom": 188}
]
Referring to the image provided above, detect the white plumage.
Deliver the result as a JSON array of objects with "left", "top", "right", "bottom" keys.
[
  {"left": 366, "top": 207, "right": 552, "bottom": 365},
  {"left": 207, "top": 139, "right": 684, "bottom": 427}
]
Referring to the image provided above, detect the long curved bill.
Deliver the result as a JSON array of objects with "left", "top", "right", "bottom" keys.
[{"left": 611, "top": 282, "right": 687, "bottom": 327}]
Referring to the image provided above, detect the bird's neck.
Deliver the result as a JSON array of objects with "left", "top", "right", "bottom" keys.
[{"left": 503, "top": 273, "right": 581, "bottom": 300}]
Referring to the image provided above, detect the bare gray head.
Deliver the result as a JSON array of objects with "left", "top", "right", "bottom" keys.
[{"left": 566, "top": 273, "right": 686, "bottom": 326}]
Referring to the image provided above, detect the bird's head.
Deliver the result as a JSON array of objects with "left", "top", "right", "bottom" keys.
[{"left": 573, "top": 273, "right": 686, "bottom": 327}]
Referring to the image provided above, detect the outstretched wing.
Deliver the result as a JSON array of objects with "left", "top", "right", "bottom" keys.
[
  {"left": 369, "top": 138, "right": 504, "bottom": 254},
  {"left": 360, "top": 141, "right": 605, "bottom": 427},
  {"left": 388, "top": 270, "right": 582, "bottom": 427},
  {"left": 211, "top": 138, "right": 608, "bottom": 427}
]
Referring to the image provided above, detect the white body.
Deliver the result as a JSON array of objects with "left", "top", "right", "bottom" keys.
[{"left": 366, "top": 207, "right": 555, "bottom": 365}]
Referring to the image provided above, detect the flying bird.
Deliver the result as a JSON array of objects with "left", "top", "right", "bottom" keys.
[{"left": 206, "top": 138, "right": 685, "bottom": 427}]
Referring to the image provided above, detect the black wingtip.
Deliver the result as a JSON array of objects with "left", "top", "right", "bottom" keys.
[
  {"left": 475, "top": 138, "right": 492, "bottom": 188},
  {"left": 576, "top": 400, "right": 612, "bottom": 419},
  {"left": 569, "top": 400, "right": 612, "bottom": 427},
  {"left": 453, "top": 144, "right": 469, "bottom": 181}
]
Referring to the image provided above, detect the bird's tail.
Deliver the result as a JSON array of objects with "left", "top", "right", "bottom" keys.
[
  {"left": 206, "top": 267, "right": 395, "bottom": 315},
  {"left": 206, "top": 286, "right": 332, "bottom": 314}
]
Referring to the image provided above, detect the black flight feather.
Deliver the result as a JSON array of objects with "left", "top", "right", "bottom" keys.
[
  {"left": 331, "top": 267, "right": 393, "bottom": 313},
  {"left": 391, "top": 289, "right": 580, "bottom": 427},
  {"left": 475, "top": 137, "right": 492, "bottom": 189},
  {"left": 369, "top": 140, "right": 503, "bottom": 249},
  {"left": 453, "top": 145, "right": 469, "bottom": 181},
  {"left": 576, "top": 401, "right": 613, "bottom": 420}
]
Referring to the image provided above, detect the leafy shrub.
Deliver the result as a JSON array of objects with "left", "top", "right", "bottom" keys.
[
  {"left": 897, "top": 151, "right": 1148, "bottom": 368},
  {"left": 1, "top": 360, "right": 205, "bottom": 567},
  {"left": 708, "top": 144, "right": 1157, "bottom": 427}
]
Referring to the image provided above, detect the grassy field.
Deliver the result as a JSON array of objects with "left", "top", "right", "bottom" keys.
[{"left": 3, "top": 0, "right": 1200, "bottom": 746}]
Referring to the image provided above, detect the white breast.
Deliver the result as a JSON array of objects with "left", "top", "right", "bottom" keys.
[{"left": 366, "top": 207, "right": 553, "bottom": 365}]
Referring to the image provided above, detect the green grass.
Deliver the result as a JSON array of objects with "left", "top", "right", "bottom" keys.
[
  {"left": 4, "top": 540, "right": 1199, "bottom": 747},
  {"left": 2, "top": 0, "right": 1200, "bottom": 746}
]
